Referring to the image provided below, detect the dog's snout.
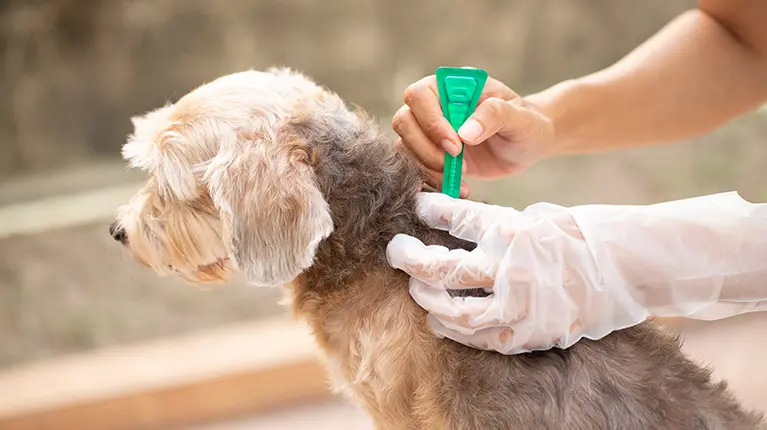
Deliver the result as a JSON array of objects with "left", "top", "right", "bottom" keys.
[{"left": 109, "top": 222, "right": 127, "bottom": 244}]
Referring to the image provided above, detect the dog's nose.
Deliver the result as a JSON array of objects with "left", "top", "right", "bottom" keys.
[{"left": 109, "top": 222, "right": 127, "bottom": 244}]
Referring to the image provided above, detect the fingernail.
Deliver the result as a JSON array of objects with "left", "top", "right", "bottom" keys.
[
  {"left": 458, "top": 119, "right": 483, "bottom": 142},
  {"left": 460, "top": 182, "right": 470, "bottom": 198},
  {"left": 440, "top": 140, "right": 461, "bottom": 156}
]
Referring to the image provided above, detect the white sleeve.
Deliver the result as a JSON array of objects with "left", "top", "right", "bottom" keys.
[{"left": 568, "top": 191, "right": 767, "bottom": 320}]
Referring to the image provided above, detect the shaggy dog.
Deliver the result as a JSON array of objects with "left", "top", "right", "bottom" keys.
[{"left": 110, "top": 68, "right": 764, "bottom": 429}]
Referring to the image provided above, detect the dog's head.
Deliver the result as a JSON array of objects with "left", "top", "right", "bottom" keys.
[{"left": 110, "top": 68, "right": 361, "bottom": 287}]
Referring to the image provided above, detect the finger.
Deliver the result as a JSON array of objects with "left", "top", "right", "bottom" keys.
[
  {"left": 423, "top": 170, "right": 470, "bottom": 199},
  {"left": 392, "top": 107, "right": 449, "bottom": 172},
  {"left": 403, "top": 76, "right": 462, "bottom": 156},
  {"left": 387, "top": 233, "right": 495, "bottom": 290},
  {"left": 457, "top": 97, "right": 538, "bottom": 146},
  {"left": 412, "top": 277, "right": 529, "bottom": 332},
  {"left": 415, "top": 192, "right": 517, "bottom": 242},
  {"left": 387, "top": 234, "right": 482, "bottom": 287},
  {"left": 459, "top": 79, "right": 519, "bottom": 153},
  {"left": 426, "top": 315, "right": 522, "bottom": 353},
  {"left": 428, "top": 316, "right": 560, "bottom": 355},
  {"left": 477, "top": 78, "right": 519, "bottom": 104},
  {"left": 402, "top": 76, "right": 518, "bottom": 152},
  {"left": 396, "top": 132, "right": 470, "bottom": 198},
  {"left": 409, "top": 279, "right": 496, "bottom": 323},
  {"left": 443, "top": 248, "right": 497, "bottom": 289},
  {"left": 461, "top": 182, "right": 471, "bottom": 199},
  {"left": 394, "top": 137, "right": 444, "bottom": 193},
  {"left": 423, "top": 167, "right": 441, "bottom": 190}
]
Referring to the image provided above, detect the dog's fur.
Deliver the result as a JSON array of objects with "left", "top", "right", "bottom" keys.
[{"left": 111, "top": 68, "right": 765, "bottom": 429}]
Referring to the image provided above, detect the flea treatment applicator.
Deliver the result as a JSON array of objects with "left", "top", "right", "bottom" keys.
[{"left": 435, "top": 66, "right": 488, "bottom": 198}]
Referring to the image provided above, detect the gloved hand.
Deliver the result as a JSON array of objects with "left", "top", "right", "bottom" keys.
[{"left": 387, "top": 191, "right": 767, "bottom": 355}]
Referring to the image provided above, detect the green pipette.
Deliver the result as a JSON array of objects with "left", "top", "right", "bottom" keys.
[{"left": 436, "top": 66, "right": 488, "bottom": 198}]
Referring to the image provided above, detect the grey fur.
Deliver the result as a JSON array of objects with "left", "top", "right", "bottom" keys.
[{"left": 293, "top": 106, "right": 765, "bottom": 430}]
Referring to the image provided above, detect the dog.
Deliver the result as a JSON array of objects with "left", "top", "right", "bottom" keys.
[{"left": 110, "top": 68, "right": 765, "bottom": 429}]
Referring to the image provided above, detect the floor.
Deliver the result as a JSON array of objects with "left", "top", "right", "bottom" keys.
[{"left": 187, "top": 400, "right": 374, "bottom": 430}]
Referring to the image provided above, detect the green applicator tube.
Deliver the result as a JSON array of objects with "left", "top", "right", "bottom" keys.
[{"left": 435, "top": 67, "right": 488, "bottom": 198}]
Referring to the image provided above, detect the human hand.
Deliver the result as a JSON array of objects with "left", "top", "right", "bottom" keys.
[
  {"left": 391, "top": 74, "right": 555, "bottom": 197},
  {"left": 387, "top": 191, "right": 767, "bottom": 354},
  {"left": 386, "top": 192, "right": 649, "bottom": 354}
]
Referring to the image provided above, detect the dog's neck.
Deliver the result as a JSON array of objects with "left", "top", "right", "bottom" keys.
[
  {"left": 291, "top": 110, "right": 474, "bottom": 299},
  {"left": 288, "top": 113, "right": 477, "bottom": 332},
  {"left": 305, "top": 125, "right": 425, "bottom": 290}
]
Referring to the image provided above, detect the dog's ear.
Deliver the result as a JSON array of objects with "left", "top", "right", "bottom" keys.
[
  {"left": 122, "top": 105, "right": 199, "bottom": 200},
  {"left": 204, "top": 125, "right": 334, "bottom": 287}
]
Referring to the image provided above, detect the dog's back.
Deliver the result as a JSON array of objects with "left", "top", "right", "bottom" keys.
[
  {"left": 291, "top": 97, "right": 765, "bottom": 428},
  {"left": 295, "top": 250, "right": 764, "bottom": 430},
  {"left": 437, "top": 317, "right": 763, "bottom": 429}
]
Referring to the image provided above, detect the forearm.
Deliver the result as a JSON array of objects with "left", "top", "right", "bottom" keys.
[
  {"left": 527, "top": 8, "right": 767, "bottom": 156},
  {"left": 566, "top": 192, "right": 767, "bottom": 319}
]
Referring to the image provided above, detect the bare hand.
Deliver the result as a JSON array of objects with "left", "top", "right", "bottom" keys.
[{"left": 392, "top": 74, "right": 555, "bottom": 196}]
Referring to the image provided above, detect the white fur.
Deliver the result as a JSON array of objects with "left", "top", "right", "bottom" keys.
[{"left": 114, "top": 68, "right": 336, "bottom": 286}]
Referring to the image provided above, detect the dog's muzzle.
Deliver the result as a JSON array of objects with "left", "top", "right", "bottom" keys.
[{"left": 109, "top": 222, "right": 127, "bottom": 244}]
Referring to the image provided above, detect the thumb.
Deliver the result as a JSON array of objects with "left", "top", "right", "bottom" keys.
[{"left": 457, "top": 97, "right": 537, "bottom": 145}]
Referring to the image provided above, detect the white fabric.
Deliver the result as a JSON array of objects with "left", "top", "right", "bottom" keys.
[{"left": 386, "top": 191, "right": 767, "bottom": 355}]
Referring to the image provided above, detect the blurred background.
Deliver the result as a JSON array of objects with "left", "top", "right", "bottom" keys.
[{"left": 1, "top": 0, "right": 765, "bottom": 429}]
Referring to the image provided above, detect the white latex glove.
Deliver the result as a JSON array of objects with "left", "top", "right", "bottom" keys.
[{"left": 386, "top": 191, "right": 767, "bottom": 354}]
